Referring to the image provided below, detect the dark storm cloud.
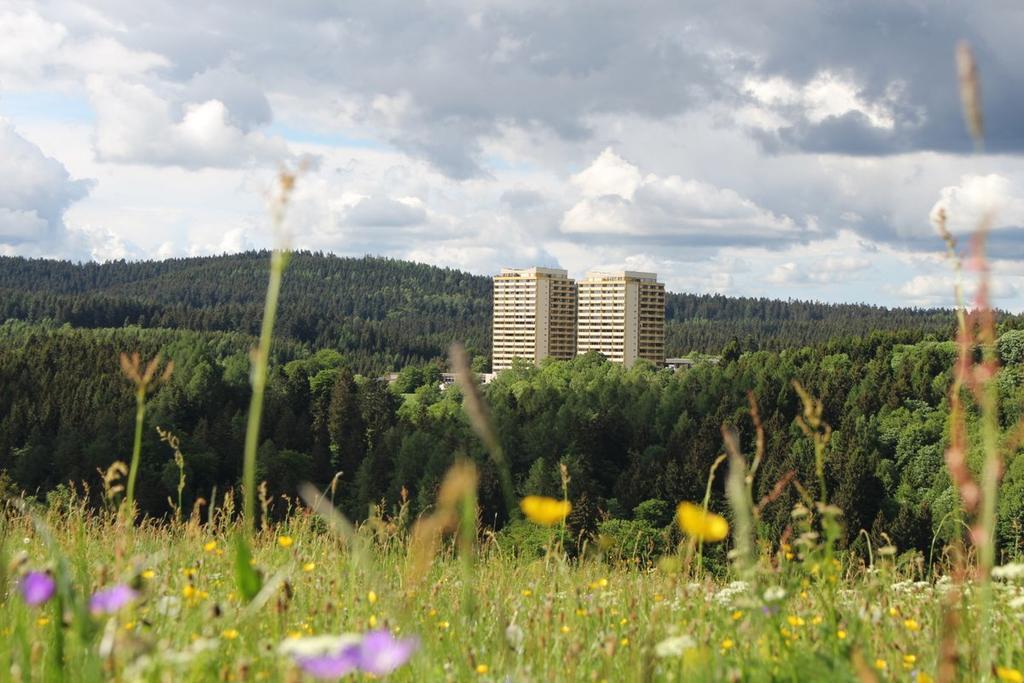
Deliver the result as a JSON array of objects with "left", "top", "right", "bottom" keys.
[{"left": 713, "top": 0, "right": 1024, "bottom": 155}]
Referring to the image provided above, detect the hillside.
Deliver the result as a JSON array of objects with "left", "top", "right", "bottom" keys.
[{"left": 0, "top": 252, "right": 992, "bottom": 370}]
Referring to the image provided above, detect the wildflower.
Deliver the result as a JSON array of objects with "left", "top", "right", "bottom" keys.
[
  {"left": 203, "top": 541, "right": 217, "bottom": 552},
  {"left": 521, "top": 589, "right": 532, "bottom": 597},
  {"left": 222, "top": 629, "right": 239, "bottom": 640},
  {"left": 505, "top": 623, "right": 525, "bottom": 652},
  {"left": 721, "top": 638, "right": 734, "bottom": 651},
  {"left": 654, "top": 635, "right": 697, "bottom": 658},
  {"left": 992, "top": 563, "right": 1024, "bottom": 581},
  {"left": 787, "top": 615, "right": 805, "bottom": 628},
  {"left": 368, "top": 615, "right": 378, "bottom": 628},
  {"left": 182, "top": 585, "right": 196, "bottom": 599},
  {"left": 36, "top": 617, "right": 50, "bottom": 627},
  {"left": 675, "top": 502, "right": 729, "bottom": 542},
  {"left": 731, "top": 610, "right": 744, "bottom": 621},
  {"left": 520, "top": 496, "right": 571, "bottom": 526},
  {"left": 368, "top": 591, "right": 378, "bottom": 605},
  {"left": 589, "top": 578, "right": 609, "bottom": 590},
  {"left": 560, "top": 625, "right": 571, "bottom": 633},
  {"left": 278, "top": 536, "right": 294, "bottom": 549},
  {"left": 20, "top": 572, "right": 56, "bottom": 606},
  {"left": 874, "top": 659, "right": 887, "bottom": 671},
  {"left": 476, "top": 664, "right": 489, "bottom": 674},
  {"left": 997, "top": 668, "right": 1024, "bottom": 683},
  {"left": 903, "top": 654, "right": 917, "bottom": 669},
  {"left": 303, "top": 562, "right": 316, "bottom": 572},
  {"left": 290, "top": 630, "right": 419, "bottom": 679},
  {"left": 89, "top": 585, "right": 137, "bottom": 615},
  {"left": 141, "top": 569, "right": 156, "bottom": 580},
  {"left": 763, "top": 586, "right": 787, "bottom": 602},
  {"left": 620, "top": 638, "right": 629, "bottom": 647},
  {"left": 837, "top": 630, "right": 847, "bottom": 640},
  {"left": 903, "top": 618, "right": 920, "bottom": 632}
]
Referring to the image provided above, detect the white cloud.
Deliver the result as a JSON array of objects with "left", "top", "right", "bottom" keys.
[
  {"left": 87, "top": 77, "right": 292, "bottom": 169},
  {"left": 743, "top": 71, "right": 901, "bottom": 130},
  {"left": 562, "top": 149, "right": 799, "bottom": 241},
  {"left": 0, "top": 120, "right": 92, "bottom": 256},
  {"left": 930, "top": 174, "right": 1024, "bottom": 235},
  {"left": 0, "top": 8, "right": 167, "bottom": 86}
]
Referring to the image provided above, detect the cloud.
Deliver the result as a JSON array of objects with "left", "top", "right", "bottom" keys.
[
  {"left": 343, "top": 196, "right": 427, "bottom": 228},
  {"left": 0, "top": 120, "right": 92, "bottom": 256},
  {"left": 930, "top": 174, "right": 1024, "bottom": 235},
  {"left": 0, "top": 8, "right": 168, "bottom": 86},
  {"left": 896, "top": 273, "right": 1020, "bottom": 307},
  {"left": 561, "top": 149, "right": 801, "bottom": 244},
  {"left": 87, "top": 76, "right": 292, "bottom": 168}
]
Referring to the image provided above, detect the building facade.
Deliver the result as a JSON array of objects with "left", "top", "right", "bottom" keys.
[
  {"left": 576, "top": 271, "right": 665, "bottom": 368},
  {"left": 491, "top": 267, "right": 577, "bottom": 371}
]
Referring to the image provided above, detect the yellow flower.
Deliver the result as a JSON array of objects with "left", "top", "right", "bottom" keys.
[
  {"left": 521, "top": 589, "right": 532, "bottom": 597},
  {"left": 918, "top": 673, "right": 935, "bottom": 683},
  {"left": 588, "top": 577, "right": 609, "bottom": 590},
  {"left": 903, "top": 618, "right": 920, "bottom": 632},
  {"left": 476, "top": 664, "right": 489, "bottom": 675},
  {"left": 731, "top": 610, "right": 744, "bottom": 621},
  {"left": 182, "top": 585, "right": 196, "bottom": 599},
  {"left": 721, "top": 638, "right": 734, "bottom": 651},
  {"left": 141, "top": 569, "right": 155, "bottom": 580},
  {"left": 221, "top": 629, "right": 239, "bottom": 640},
  {"left": 560, "top": 625, "right": 571, "bottom": 633},
  {"left": 675, "top": 502, "right": 729, "bottom": 542},
  {"left": 620, "top": 638, "right": 629, "bottom": 647},
  {"left": 302, "top": 562, "right": 316, "bottom": 572},
  {"left": 874, "top": 659, "right": 887, "bottom": 671},
  {"left": 520, "top": 496, "right": 571, "bottom": 526},
  {"left": 182, "top": 567, "right": 197, "bottom": 578},
  {"left": 36, "top": 617, "right": 50, "bottom": 627},
  {"left": 203, "top": 540, "right": 217, "bottom": 552},
  {"left": 278, "top": 536, "right": 294, "bottom": 548},
  {"left": 902, "top": 654, "right": 917, "bottom": 669},
  {"left": 369, "top": 615, "right": 378, "bottom": 628},
  {"left": 787, "top": 615, "right": 805, "bottom": 627},
  {"left": 837, "top": 630, "right": 847, "bottom": 640},
  {"left": 997, "top": 668, "right": 1024, "bottom": 683},
  {"left": 368, "top": 590, "right": 378, "bottom": 605}
]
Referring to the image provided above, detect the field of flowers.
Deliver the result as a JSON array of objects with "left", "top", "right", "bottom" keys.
[{"left": 2, "top": 485, "right": 1024, "bottom": 682}]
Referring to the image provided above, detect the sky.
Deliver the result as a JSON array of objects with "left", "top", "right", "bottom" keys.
[{"left": 2, "top": 1, "right": 1024, "bottom": 309}]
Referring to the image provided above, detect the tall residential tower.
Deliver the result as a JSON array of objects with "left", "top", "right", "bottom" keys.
[
  {"left": 576, "top": 271, "right": 665, "bottom": 367},
  {"left": 491, "top": 267, "right": 577, "bottom": 371}
]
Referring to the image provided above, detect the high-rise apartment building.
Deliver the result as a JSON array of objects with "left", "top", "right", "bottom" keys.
[
  {"left": 576, "top": 271, "right": 665, "bottom": 367},
  {"left": 491, "top": 267, "right": 577, "bottom": 371}
]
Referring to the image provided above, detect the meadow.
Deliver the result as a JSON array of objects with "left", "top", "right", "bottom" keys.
[{"left": 2, "top": 43, "right": 1023, "bottom": 683}]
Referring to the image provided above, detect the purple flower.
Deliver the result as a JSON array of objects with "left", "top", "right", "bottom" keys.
[
  {"left": 356, "top": 630, "right": 419, "bottom": 676},
  {"left": 89, "top": 585, "right": 137, "bottom": 615},
  {"left": 296, "top": 648, "right": 361, "bottom": 679},
  {"left": 292, "top": 630, "right": 419, "bottom": 679},
  {"left": 20, "top": 571, "right": 56, "bottom": 606}
]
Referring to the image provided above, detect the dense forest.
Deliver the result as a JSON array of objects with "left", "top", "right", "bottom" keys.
[
  {"left": 2, "top": 318, "right": 1023, "bottom": 560},
  {"left": 0, "top": 253, "right": 1003, "bottom": 374}
]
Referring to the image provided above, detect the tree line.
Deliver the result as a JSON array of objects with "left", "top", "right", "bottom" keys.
[{"left": 3, "top": 252, "right": 1011, "bottom": 374}]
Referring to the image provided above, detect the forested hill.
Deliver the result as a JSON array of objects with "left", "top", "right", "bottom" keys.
[{"left": 0, "top": 252, "right": 996, "bottom": 371}]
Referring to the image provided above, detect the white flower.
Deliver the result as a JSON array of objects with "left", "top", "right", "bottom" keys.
[
  {"left": 992, "top": 563, "right": 1024, "bottom": 581},
  {"left": 505, "top": 623, "right": 524, "bottom": 653},
  {"left": 278, "top": 634, "right": 361, "bottom": 658},
  {"left": 763, "top": 586, "right": 787, "bottom": 602},
  {"left": 655, "top": 635, "right": 696, "bottom": 658}
]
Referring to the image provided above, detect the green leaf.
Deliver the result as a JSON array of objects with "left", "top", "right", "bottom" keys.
[{"left": 233, "top": 533, "right": 263, "bottom": 602}]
